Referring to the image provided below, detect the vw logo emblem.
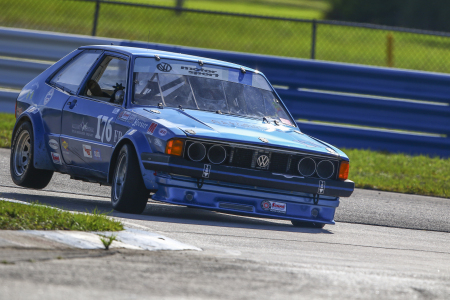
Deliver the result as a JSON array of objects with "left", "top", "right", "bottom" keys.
[
  {"left": 157, "top": 63, "right": 172, "bottom": 72},
  {"left": 257, "top": 155, "right": 270, "bottom": 168}
]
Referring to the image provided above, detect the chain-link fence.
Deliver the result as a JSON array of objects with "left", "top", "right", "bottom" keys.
[{"left": 3, "top": 0, "right": 450, "bottom": 73}]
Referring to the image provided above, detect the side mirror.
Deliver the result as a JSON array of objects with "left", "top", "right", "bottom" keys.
[{"left": 114, "top": 90, "right": 125, "bottom": 104}]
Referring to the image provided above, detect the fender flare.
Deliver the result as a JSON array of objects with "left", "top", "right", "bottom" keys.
[
  {"left": 107, "top": 130, "right": 156, "bottom": 188},
  {"left": 13, "top": 110, "right": 55, "bottom": 171}
]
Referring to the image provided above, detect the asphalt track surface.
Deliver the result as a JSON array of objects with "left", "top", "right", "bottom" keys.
[{"left": 0, "top": 148, "right": 449, "bottom": 299}]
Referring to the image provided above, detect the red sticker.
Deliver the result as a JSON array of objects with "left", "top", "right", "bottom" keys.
[{"left": 147, "top": 122, "right": 158, "bottom": 135}]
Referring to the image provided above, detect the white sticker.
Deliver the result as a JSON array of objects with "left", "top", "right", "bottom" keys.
[
  {"left": 48, "top": 139, "right": 59, "bottom": 150},
  {"left": 158, "top": 128, "right": 167, "bottom": 136},
  {"left": 112, "top": 108, "right": 120, "bottom": 114},
  {"left": 202, "top": 164, "right": 211, "bottom": 178},
  {"left": 318, "top": 181, "right": 325, "bottom": 194},
  {"left": 44, "top": 89, "right": 54, "bottom": 105},
  {"left": 82, "top": 144, "right": 92, "bottom": 158},
  {"left": 51, "top": 152, "right": 62, "bottom": 165},
  {"left": 261, "top": 200, "right": 286, "bottom": 214}
]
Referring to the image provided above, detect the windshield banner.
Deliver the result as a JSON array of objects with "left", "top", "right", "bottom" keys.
[{"left": 134, "top": 58, "right": 271, "bottom": 90}]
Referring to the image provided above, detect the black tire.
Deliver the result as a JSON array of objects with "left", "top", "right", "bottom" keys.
[
  {"left": 10, "top": 121, "right": 53, "bottom": 189},
  {"left": 291, "top": 220, "right": 326, "bottom": 229},
  {"left": 111, "top": 144, "right": 149, "bottom": 214}
]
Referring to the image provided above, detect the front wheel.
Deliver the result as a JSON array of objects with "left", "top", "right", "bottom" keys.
[
  {"left": 111, "top": 144, "right": 149, "bottom": 214},
  {"left": 291, "top": 220, "right": 325, "bottom": 229},
  {"left": 10, "top": 121, "right": 53, "bottom": 189}
]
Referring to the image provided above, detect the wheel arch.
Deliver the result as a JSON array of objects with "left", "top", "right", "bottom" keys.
[
  {"left": 13, "top": 112, "right": 54, "bottom": 170},
  {"left": 107, "top": 131, "right": 154, "bottom": 185}
]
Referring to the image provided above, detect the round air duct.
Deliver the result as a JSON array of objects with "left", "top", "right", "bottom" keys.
[
  {"left": 207, "top": 145, "right": 227, "bottom": 164},
  {"left": 316, "top": 160, "right": 335, "bottom": 179},
  {"left": 298, "top": 157, "right": 316, "bottom": 177},
  {"left": 187, "top": 142, "right": 206, "bottom": 162}
]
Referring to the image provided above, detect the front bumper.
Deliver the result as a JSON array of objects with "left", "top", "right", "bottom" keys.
[
  {"left": 152, "top": 174, "right": 340, "bottom": 224},
  {"left": 141, "top": 153, "right": 354, "bottom": 198}
]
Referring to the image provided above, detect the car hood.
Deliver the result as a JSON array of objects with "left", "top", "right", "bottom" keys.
[{"left": 132, "top": 107, "right": 345, "bottom": 158}]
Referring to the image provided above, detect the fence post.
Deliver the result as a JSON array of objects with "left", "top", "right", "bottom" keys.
[
  {"left": 310, "top": 19, "right": 317, "bottom": 59},
  {"left": 386, "top": 33, "right": 394, "bottom": 67},
  {"left": 92, "top": 0, "right": 101, "bottom": 36}
]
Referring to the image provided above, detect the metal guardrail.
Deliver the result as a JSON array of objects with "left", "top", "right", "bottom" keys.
[{"left": 0, "top": 27, "right": 448, "bottom": 156}]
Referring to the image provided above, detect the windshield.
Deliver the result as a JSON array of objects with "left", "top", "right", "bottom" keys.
[{"left": 133, "top": 58, "right": 295, "bottom": 126}]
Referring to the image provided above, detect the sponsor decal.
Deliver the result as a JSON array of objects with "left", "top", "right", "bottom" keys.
[
  {"left": 114, "top": 130, "right": 123, "bottom": 143},
  {"left": 147, "top": 122, "right": 158, "bottom": 135},
  {"left": 256, "top": 155, "right": 270, "bottom": 168},
  {"left": 51, "top": 152, "right": 62, "bottom": 165},
  {"left": 62, "top": 139, "right": 69, "bottom": 150},
  {"left": 202, "top": 164, "right": 211, "bottom": 178},
  {"left": 112, "top": 108, "right": 120, "bottom": 114},
  {"left": 261, "top": 200, "right": 271, "bottom": 211},
  {"left": 48, "top": 139, "right": 59, "bottom": 150},
  {"left": 127, "top": 114, "right": 137, "bottom": 124},
  {"left": 318, "top": 180, "right": 325, "bottom": 194},
  {"left": 93, "top": 148, "right": 101, "bottom": 160},
  {"left": 158, "top": 128, "right": 168, "bottom": 137},
  {"left": 61, "top": 139, "right": 70, "bottom": 155},
  {"left": 132, "top": 119, "right": 148, "bottom": 129},
  {"left": 118, "top": 111, "right": 131, "bottom": 121},
  {"left": 261, "top": 200, "right": 286, "bottom": 213},
  {"left": 157, "top": 62, "right": 172, "bottom": 72},
  {"left": 72, "top": 118, "right": 95, "bottom": 137},
  {"left": 43, "top": 89, "right": 54, "bottom": 105},
  {"left": 83, "top": 144, "right": 92, "bottom": 158},
  {"left": 180, "top": 66, "right": 219, "bottom": 78},
  {"left": 153, "top": 138, "right": 162, "bottom": 147}
]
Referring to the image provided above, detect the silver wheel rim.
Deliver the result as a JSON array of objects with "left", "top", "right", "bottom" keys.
[
  {"left": 113, "top": 153, "right": 127, "bottom": 203},
  {"left": 13, "top": 130, "right": 31, "bottom": 177}
]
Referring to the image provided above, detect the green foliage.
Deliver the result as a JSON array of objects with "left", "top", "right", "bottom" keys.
[
  {"left": 0, "top": 201, "right": 124, "bottom": 231},
  {"left": 344, "top": 148, "right": 450, "bottom": 198},
  {"left": 327, "top": 0, "right": 450, "bottom": 32},
  {"left": 99, "top": 234, "right": 118, "bottom": 250},
  {"left": 0, "top": 113, "right": 16, "bottom": 148}
]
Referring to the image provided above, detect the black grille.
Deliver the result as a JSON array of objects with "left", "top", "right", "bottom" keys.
[
  {"left": 183, "top": 140, "right": 341, "bottom": 181},
  {"left": 229, "top": 148, "right": 254, "bottom": 169},
  {"left": 219, "top": 202, "right": 254, "bottom": 212},
  {"left": 269, "top": 152, "right": 290, "bottom": 173}
]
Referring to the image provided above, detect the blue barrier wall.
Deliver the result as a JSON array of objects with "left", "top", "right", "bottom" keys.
[{"left": 121, "top": 41, "right": 450, "bottom": 157}]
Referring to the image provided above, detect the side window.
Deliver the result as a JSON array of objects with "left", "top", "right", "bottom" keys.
[
  {"left": 50, "top": 51, "right": 101, "bottom": 94},
  {"left": 83, "top": 56, "right": 128, "bottom": 104}
]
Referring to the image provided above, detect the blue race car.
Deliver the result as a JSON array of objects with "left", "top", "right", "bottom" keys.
[{"left": 10, "top": 45, "right": 354, "bottom": 228}]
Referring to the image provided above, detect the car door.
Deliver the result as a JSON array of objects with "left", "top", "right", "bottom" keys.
[{"left": 60, "top": 52, "right": 129, "bottom": 180}]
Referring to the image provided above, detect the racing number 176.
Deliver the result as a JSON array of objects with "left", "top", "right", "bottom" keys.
[{"left": 95, "top": 115, "right": 113, "bottom": 143}]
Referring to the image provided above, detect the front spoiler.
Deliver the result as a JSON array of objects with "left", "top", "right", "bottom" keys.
[{"left": 141, "top": 153, "right": 354, "bottom": 198}]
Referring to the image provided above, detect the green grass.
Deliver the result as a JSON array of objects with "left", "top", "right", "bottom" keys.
[
  {"left": 0, "top": 200, "right": 123, "bottom": 231},
  {"left": 344, "top": 149, "right": 450, "bottom": 198},
  {"left": 0, "top": 113, "right": 15, "bottom": 148},
  {"left": 2, "top": 0, "right": 450, "bottom": 72}
]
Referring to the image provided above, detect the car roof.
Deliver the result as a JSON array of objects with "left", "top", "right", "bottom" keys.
[{"left": 78, "top": 45, "right": 257, "bottom": 72}]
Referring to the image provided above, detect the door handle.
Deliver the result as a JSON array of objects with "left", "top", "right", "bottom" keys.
[{"left": 68, "top": 99, "right": 77, "bottom": 109}]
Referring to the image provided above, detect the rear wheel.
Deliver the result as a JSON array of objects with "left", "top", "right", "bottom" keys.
[
  {"left": 291, "top": 220, "right": 325, "bottom": 229},
  {"left": 10, "top": 121, "right": 53, "bottom": 189},
  {"left": 111, "top": 144, "right": 149, "bottom": 214}
]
